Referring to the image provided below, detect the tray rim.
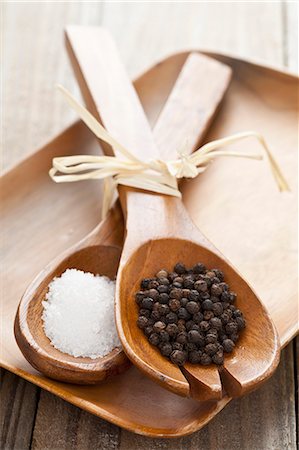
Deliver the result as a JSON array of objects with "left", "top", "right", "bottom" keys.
[{"left": 1, "top": 49, "right": 298, "bottom": 437}]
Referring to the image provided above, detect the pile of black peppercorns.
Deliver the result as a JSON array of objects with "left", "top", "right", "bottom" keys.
[{"left": 136, "top": 262, "right": 246, "bottom": 366}]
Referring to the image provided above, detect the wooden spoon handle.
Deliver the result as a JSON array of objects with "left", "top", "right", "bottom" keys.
[{"left": 65, "top": 26, "right": 159, "bottom": 161}]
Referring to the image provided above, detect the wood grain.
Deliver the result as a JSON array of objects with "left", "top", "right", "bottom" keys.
[
  {"left": 1, "top": 1, "right": 298, "bottom": 449},
  {"left": 31, "top": 390, "right": 120, "bottom": 450},
  {"left": 0, "top": 369, "right": 39, "bottom": 450}
]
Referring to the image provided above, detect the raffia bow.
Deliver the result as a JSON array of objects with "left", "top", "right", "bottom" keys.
[{"left": 50, "top": 86, "right": 289, "bottom": 218}]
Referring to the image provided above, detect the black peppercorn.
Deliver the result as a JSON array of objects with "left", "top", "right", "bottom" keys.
[
  {"left": 151, "top": 310, "right": 161, "bottom": 321},
  {"left": 206, "top": 333, "right": 218, "bottom": 344},
  {"left": 141, "top": 278, "right": 152, "bottom": 289},
  {"left": 185, "top": 342, "right": 197, "bottom": 352},
  {"left": 206, "top": 271, "right": 215, "bottom": 279},
  {"left": 168, "top": 272, "right": 178, "bottom": 282},
  {"left": 139, "top": 308, "right": 151, "bottom": 318},
  {"left": 233, "top": 309, "right": 243, "bottom": 318},
  {"left": 144, "top": 326, "right": 153, "bottom": 337},
  {"left": 203, "top": 311, "right": 214, "bottom": 321},
  {"left": 188, "top": 330, "right": 205, "bottom": 346},
  {"left": 193, "top": 312, "right": 204, "bottom": 323},
  {"left": 157, "top": 303, "right": 170, "bottom": 316},
  {"left": 177, "top": 319, "right": 186, "bottom": 332},
  {"left": 156, "top": 269, "right": 168, "bottom": 279},
  {"left": 177, "top": 307, "right": 191, "bottom": 321},
  {"left": 174, "top": 262, "right": 186, "bottom": 274},
  {"left": 212, "top": 269, "right": 224, "bottom": 281},
  {"left": 160, "top": 343, "right": 172, "bottom": 356},
  {"left": 229, "top": 292, "right": 237, "bottom": 303},
  {"left": 210, "top": 283, "right": 222, "bottom": 297},
  {"left": 210, "top": 317, "right": 222, "bottom": 330},
  {"left": 212, "top": 302, "right": 223, "bottom": 316},
  {"left": 170, "top": 350, "right": 187, "bottom": 365},
  {"left": 194, "top": 280, "right": 208, "bottom": 292},
  {"left": 200, "top": 292, "right": 210, "bottom": 301},
  {"left": 230, "top": 332, "right": 239, "bottom": 343},
  {"left": 193, "top": 263, "right": 206, "bottom": 274},
  {"left": 172, "top": 282, "right": 182, "bottom": 289},
  {"left": 158, "top": 277, "right": 170, "bottom": 286},
  {"left": 183, "top": 277, "right": 194, "bottom": 289},
  {"left": 223, "top": 338, "right": 235, "bottom": 353},
  {"left": 182, "top": 289, "right": 190, "bottom": 298},
  {"left": 189, "top": 350, "right": 202, "bottom": 364},
  {"left": 185, "top": 320, "right": 195, "bottom": 331},
  {"left": 141, "top": 297, "right": 154, "bottom": 310},
  {"left": 135, "top": 291, "right": 145, "bottom": 305},
  {"left": 166, "top": 323, "right": 178, "bottom": 337},
  {"left": 205, "top": 343, "right": 218, "bottom": 355},
  {"left": 169, "top": 298, "right": 181, "bottom": 312},
  {"left": 225, "top": 321, "right": 238, "bottom": 335},
  {"left": 219, "top": 282, "right": 229, "bottom": 291},
  {"left": 180, "top": 297, "right": 188, "bottom": 307},
  {"left": 148, "top": 280, "right": 159, "bottom": 289},
  {"left": 149, "top": 333, "right": 160, "bottom": 346},
  {"left": 199, "top": 320, "right": 210, "bottom": 332},
  {"left": 169, "top": 288, "right": 183, "bottom": 300},
  {"left": 157, "top": 285, "right": 169, "bottom": 294},
  {"left": 200, "top": 353, "right": 212, "bottom": 365},
  {"left": 236, "top": 316, "right": 246, "bottom": 330},
  {"left": 176, "top": 331, "right": 188, "bottom": 344},
  {"left": 188, "top": 290, "right": 200, "bottom": 301},
  {"left": 137, "top": 316, "right": 148, "bottom": 329},
  {"left": 148, "top": 289, "right": 159, "bottom": 300},
  {"left": 165, "top": 312, "right": 178, "bottom": 324},
  {"left": 153, "top": 321, "right": 166, "bottom": 333},
  {"left": 186, "top": 301, "right": 200, "bottom": 314},
  {"left": 212, "top": 350, "right": 224, "bottom": 365},
  {"left": 202, "top": 299, "right": 213, "bottom": 311},
  {"left": 159, "top": 330, "right": 170, "bottom": 342},
  {"left": 158, "top": 293, "right": 169, "bottom": 304},
  {"left": 221, "top": 312, "right": 230, "bottom": 324},
  {"left": 172, "top": 342, "right": 184, "bottom": 351},
  {"left": 173, "top": 276, "right": 184, "bottom": 284}
]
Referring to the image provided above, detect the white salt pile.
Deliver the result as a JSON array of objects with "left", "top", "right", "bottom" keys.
[{"left": 42, "top": 269, "right": 120, "bottom": 359}]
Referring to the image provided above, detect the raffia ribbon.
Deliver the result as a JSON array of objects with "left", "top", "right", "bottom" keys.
[{"left": 50, "top": 86, "right": 289, "bottom": 218}]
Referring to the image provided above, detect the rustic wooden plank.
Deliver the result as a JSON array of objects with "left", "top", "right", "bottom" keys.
[
  {"left": 101, "top": 1, "right": 284, "bottom": 78},
  {"left": 119, "top": 344, "right": 296, "bottom": 450},
  {"left": 31, "top": 391, "right": 120, "bottom": 450},
  {"left": 0, "top": 369, "right": 39, "bottom": 450},
  {"left": 2, "top": 1, "right": 102, "bottom": 171}
]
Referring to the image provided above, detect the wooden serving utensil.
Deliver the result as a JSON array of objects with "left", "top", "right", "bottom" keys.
[
  {"left": 14, "top": 33, "right": 232, "bottom": 386},
  {"left": 66, "top": 27, "right": 281, "bottom": 401}
]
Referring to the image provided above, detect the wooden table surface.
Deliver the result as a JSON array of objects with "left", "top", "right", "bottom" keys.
[{"left": 1, "top": 2, "right": 298, "bottom": 449}]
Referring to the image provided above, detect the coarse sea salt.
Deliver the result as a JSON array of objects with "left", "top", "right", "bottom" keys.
[{"left": 42, "top": 269, "right": 120, "bottom": 359}]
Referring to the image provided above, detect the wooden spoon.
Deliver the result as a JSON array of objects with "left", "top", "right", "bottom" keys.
[
  {"left": 14, "top": 37, "right": 232, "bottom": 385},
  {"left": 66, "top": 27, "right": 281, "bottom": 401}
]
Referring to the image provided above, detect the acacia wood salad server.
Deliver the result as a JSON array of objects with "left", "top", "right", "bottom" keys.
[
  {"left": 14, "top": 31, "right": 233, "bottom": 387},
  {"left": 65, "top": 27, "right": 281, "bottom": 401}
]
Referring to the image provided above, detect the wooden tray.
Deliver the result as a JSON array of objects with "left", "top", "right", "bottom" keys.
[{"left": 1, "top": 51, "right": 297, "bottom": 438}]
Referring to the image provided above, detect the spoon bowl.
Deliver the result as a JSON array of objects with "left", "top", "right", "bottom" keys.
[
  {"left": 116, "top": 192, "right": 281, "bottom": 400},
  {"left": 15, "top": 209, "right": 130, "bottom": 384}
]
